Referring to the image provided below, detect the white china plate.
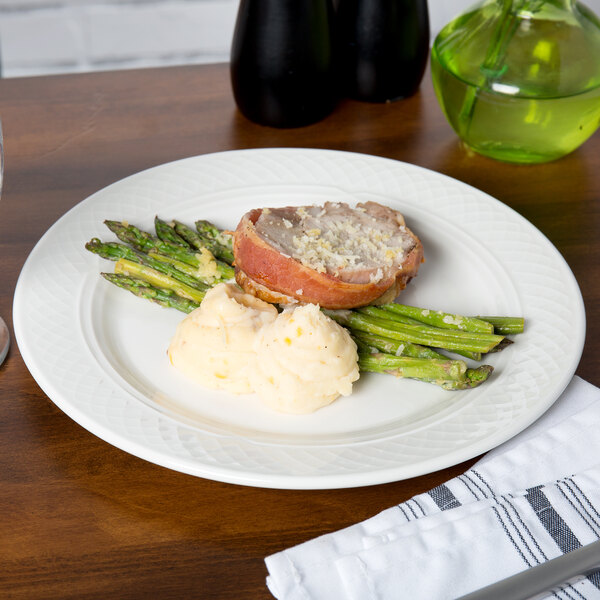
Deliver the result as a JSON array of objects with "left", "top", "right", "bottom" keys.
[{"left": 14, "top": 148, "right": 585, "bottom": 489}]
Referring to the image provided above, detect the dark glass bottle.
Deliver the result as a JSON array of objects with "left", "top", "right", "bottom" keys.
[
  {"left": 336, "top": 0, "right": 430, "bottom": 102},
  {"left": 230, "top": 0, "right": 337, "bottom": 128}
]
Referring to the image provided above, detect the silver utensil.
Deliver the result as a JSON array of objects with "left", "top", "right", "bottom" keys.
[{"left": 457, "top": 539, "right": 600, "bottom": 600}]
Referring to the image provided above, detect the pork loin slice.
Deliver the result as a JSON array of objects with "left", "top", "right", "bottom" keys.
[{"left": 233, "top": 201, "right": 424, "bottom": 309}]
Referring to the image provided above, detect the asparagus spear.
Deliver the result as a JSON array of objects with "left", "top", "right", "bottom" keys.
[
  {"left": 328, "top": 309, "right": 504, "bottom": 354},
  {"left": 102, "top": 273, "right": 201, "bottom": 313},
  {"left": 458, "top": 365, "right": 495, "bottom": 389},
  {"left": 173, "top": 220, "right": 210, "bottom": 249},
  {"left": 85, "top": 238, "right": 210, "bottom": 292},
  {"left": 357, "top": 352, "right": 467, "bottom": 382},
  {"left": 174, "top": 219, "right": 235, "bottom": 265},
  {"left": 105, "top": 219, "right": 196, "bottom": 265},
  {"left": 105, "top": 219, "right": 178, "bottom": 254},
  {"left": 430, "top": 366, "right": 494, "bottom": 390},
  {"left": 359, "top": 352, "right": 494, "bottom": 389},
  {"left": 476, "top": 316, "right": 525, "bottom": 335},
  {"left": 195, "top": 219, "right": 235, "bottom": 264},
  {"left": 199, "top": 235, "right": 234, "bottom": 265},
  {"left": 155, "top": 216, "right": 190, "bottom": 247},
  {"left": 148, "top": 250, "right": 232, "bottom": 283},
  {"left": 104, "top": 220, "right": 235, "bottom": 280},
  {"left": 113, "top": 258, "right": 207, "bottom": 303},
  {"left": 351, "top": 330, "right": 447, "bottom": 359},
  {"left": 358, "top": 306, "right": 483, "bottom": 361},
  {"left": 381, "top": 303, "right": 494, "bottom": 334},
  {"left": 195, "top": 219, "right": 234, "bottom": 246}
]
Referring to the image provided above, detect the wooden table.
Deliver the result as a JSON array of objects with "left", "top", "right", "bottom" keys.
[{"left": 1, "top": 63, "right": 599, "bottom": 599}]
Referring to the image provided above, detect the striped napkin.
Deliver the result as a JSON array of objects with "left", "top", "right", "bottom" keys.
[{"left": 265, "top": 376, "right": 600, "bottom": 600}]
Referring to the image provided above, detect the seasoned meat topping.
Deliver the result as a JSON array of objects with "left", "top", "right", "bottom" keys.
[{"left": 254, "top": 202, "right": 416, "bottom": 284}]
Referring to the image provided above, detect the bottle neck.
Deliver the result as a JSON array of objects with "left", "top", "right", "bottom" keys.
[{"left": 503, "top": 0, "right": 576, "bottom": 12}]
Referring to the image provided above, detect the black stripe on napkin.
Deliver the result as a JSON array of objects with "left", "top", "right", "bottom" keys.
[
  {"left": 526, "top": 485, "right": 600, "bottom": 593},
  {"left": 526, "top": 485, "right": 580, "bottom": 555},
  {"left": 428, "top": 484, "right": 461, "bottom": 511}
]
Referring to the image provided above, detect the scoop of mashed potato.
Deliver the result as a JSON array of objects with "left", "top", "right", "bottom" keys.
[
  {"left": 251, "top": 303, "right": 359, "bottom": 414},
  {"left": 168, "top": 283, "right": 277, "bottom": 394}
]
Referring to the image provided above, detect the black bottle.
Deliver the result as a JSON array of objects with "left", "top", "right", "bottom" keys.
[
  {"left": 230, "top": 0, "right": 337, "bottom": 128},
  {"left": 336, "top": 0, "right": 430, "bottom": 102}
]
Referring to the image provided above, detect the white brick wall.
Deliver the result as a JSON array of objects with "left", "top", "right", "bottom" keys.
[
  {"left": 0, "top": 0, "right": 239, "bottom": 77},
  {"left": 88, "top": 2, "right": 237, "bottom": 65},
  {"left": 0, "top": 0, "right": 599, "bottom": 78},
  {"left": 1, "top": 7, "right": 85, "bottom": 73}
]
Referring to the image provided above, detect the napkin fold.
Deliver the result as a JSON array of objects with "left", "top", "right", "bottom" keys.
[{"left": 265, "top": 376, "right": 600, "bottom": 600}]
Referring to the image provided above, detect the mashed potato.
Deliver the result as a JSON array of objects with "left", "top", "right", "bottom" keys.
[
  {"left": 251, "top": 304, "right": 359, "bottom": 414},
  {"left": 168, "top": 283, "right": 360, "bottom": 413},
  {"left": 168, "top": 283, "right": 277, "bottom": 394}
]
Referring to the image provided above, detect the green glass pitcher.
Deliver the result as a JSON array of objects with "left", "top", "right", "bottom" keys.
[{"left": 431, "top": 0, "right": 600, "bottom": 164}]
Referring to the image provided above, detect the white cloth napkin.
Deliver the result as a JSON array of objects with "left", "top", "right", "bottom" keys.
[{"left": 265, "top": 376, "right": 600, "bottom": 600}]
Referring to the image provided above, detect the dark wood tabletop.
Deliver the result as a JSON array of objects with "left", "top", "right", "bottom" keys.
[{"left": 1, "top": 62, "right": 599, "bottom": 599}]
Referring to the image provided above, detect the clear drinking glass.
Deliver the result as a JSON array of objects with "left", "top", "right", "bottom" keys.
[{"left": 0, "top": 120, "right": 8, "bottom": 365}]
